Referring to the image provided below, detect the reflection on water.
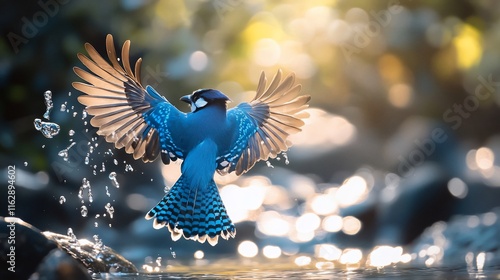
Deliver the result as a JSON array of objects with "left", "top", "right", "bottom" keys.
[{"left": 94, "top": 258, "right": 500, "bottom": 279}]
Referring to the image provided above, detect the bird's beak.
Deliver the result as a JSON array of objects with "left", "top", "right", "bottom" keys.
[{"left": 180, "top": 95, "right": 191, "bottom": 103}]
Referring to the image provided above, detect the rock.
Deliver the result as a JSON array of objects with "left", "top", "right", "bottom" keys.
[
  {"left": 411, "top": 207, "right": 500, "bottom": 267},
  {"left": 43, "top": 231, "right": 138, "bottom": 274},
  {"left": 0, "top": 217, "right": 90, "bottom": 280}
]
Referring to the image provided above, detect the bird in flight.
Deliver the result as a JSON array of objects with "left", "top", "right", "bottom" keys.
[{"left": 73, "top": 34, "right": 310, "bottom": 246}]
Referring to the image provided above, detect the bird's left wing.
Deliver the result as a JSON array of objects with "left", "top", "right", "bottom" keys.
[
  {"left": 222, "top": 70, "right": 310, "bottom": 175},
  {"left": 73, "top": 34, "right": 184, "bottom": 164}
]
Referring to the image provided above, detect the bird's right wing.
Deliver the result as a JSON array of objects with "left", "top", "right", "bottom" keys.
[
  {"left": 223, "top": 70, "right": 310, "bottom": 175},
  {"left": 73, "top": 34, "right": 185, "bottom": 164}
]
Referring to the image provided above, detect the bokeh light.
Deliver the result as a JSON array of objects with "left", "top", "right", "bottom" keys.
[
  {"left": 263, "top": 245, "right": 282, "bottom": 259},
  {"left": 238, "top": 240, "right": 259, "bottom": 258}
]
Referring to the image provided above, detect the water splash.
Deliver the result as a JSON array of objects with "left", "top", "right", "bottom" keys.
[
  {"left": 105, "top": 186, "right": 111, "bottom": 197},
  {"left": 58, "top": 142, "right": 76, "bottom": 162},
  {"left": 109, "top": 172, "right": 119, "bottom": 188},
  {"left": 67, "top": 228, "right": 77, "bottom": 243},
  {"left": 266, "top": 160, "right": 275, "bottom": 168},
  {"left": 34, "top": 118, "right": 60, "bottom": 138},
  {"left": 59, "top": 196, "right": 66, "bottom": 204},
  {"left": 93, "top": 234, "right": 103, "bottom": 251},
  {"left": 43, "top": 90, "right": 53, "bottom": 120}
]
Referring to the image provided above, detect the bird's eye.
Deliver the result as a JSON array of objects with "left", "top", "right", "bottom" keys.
[{"left": 194, "top": 97, "right": 208, "bottom": 109}]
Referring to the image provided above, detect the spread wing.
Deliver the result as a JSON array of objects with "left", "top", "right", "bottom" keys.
[
  {"left": 222, "top": 70, "right": 310, "bottom": 175},
  {"left": 73, "top": 34, "right": 185, "bottom": 164}
]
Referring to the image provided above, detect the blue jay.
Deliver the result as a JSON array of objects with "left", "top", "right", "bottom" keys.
[{"left": 73, "top": 35, "right": 310, "bottom": 245}]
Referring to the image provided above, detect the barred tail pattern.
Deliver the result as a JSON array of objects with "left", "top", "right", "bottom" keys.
[{"left": 145, "top": 175, "right": 235, "bottom": 246}]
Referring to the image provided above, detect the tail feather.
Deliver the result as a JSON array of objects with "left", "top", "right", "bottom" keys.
[{"left": 146, "top": 175, "right": 236, "bottom": 245}]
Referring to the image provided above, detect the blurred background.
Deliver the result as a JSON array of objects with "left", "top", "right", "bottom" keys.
[{"left": 2, "top": 0, "right": 500, "bottom": 269}]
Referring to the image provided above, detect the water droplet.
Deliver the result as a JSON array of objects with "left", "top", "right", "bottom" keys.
[
  {"left": 79, "top": 178, "right": 92, "bottom": 203},
  {"left": 68, "top": 92, "right": 72, "bottom": 96},
  {"left": 81, "top": 205, "right": 88, "bottom": 217},
  {"left": 34, "top": 118, "right": 60, "bottom": 138},
  {"left": 283, "top": 152, "right": 290, "bottom": 165},
  {"left": 60, "top": 102, "right": 67, "bottom": 112},
  {"left": 109, "top": 172, "right": 119, "bottom": 188},
  {"left": 105, "top": 186, "right": 111, "bottom": 197},
  {"left": 105, "top": 203, "right": 114, "bottom": 219},
  {"left": 125, "top": 164, "right": 134, "bottom": 172},
  {"left": 72, "top": 112, "right": 77, "bottom": 117},
  {"left": 82, "top": 109, "right": 88, "bottom": 120},
  {"left": 156, "top": 257, "right": 162, "bottom": 266},
  {"left": 95, "top": 214, "right": 100, "bottom": 218},
  {"left": 94, "top": 222, "right": 99, "bottom": 227},
  {"left": 113, "top": 159, "right": 118, "bottom": 165},
  {"left": 101, "top": 162, "right": 106, "bottom": 172},
  {"left": 59, "top": 196, "right": 66, "bottom": 204},
  {"left": 85, "top": 156, "right": 89, "bottom": 165},
  {"left": 58, "top": 142, "right": 76, "bottom": 162},
  {"left": 170, "top": 247, "right": 176, "bottom": 258},
  {"left": 24, "top": 162, "right": 28, "bottom": 166},
  {"left": 164, "top": 186, "right": 171, "bottom": 194},
  {"left": 69, "top": 130, "right": 75, "bottom": 136},
  {"left": 43, "top": 90, "right": 53, "bottom": 120},
  {"left": 266, "top": 160, "right": 274, "bottom": 168}
]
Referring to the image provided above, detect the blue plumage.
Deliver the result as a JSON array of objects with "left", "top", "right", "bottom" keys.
[{"left": 73, "top": 34, "right": 310, "bottom": 245}]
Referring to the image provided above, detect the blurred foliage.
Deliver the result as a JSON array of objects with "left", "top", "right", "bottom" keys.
[{"left": 2, "top": 0, "right": 500, "bottom": 167}]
